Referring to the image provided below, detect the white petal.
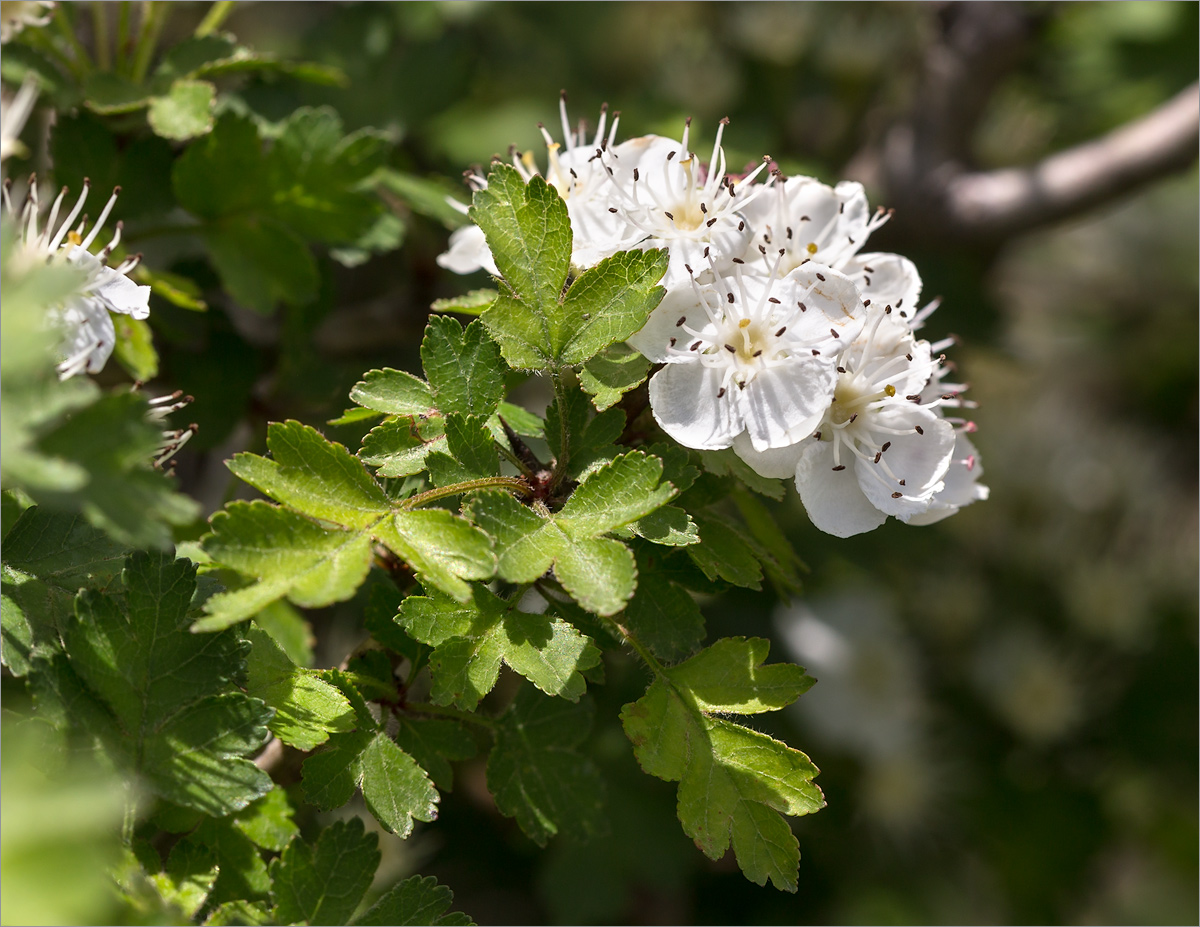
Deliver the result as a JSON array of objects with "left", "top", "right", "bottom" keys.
[
  {"left": 841, "top": 252, "right": 922, "bottom": 313},
  {"left": 627, "top": 285, "right": 715, "bottom": 362},
  {"left": 437, "top": 224, "right": 498, "bottom": 276},
  {"left": 648, "top": 362, "right": 741, "bottom": 450},
  {"left": 94, "top": 266, "right": 150, "bottom": 319},
  {"left": 733, "top": 431, "right": 805, "bottom": 478},
  {"left": 795, "top": 440, "right": 888, "bottom": 537},
  {"left": 739, "top": 362, "right": 834, "bottom": 451},
  {"left": 855, "top": 407, "right": 955, "bottom": 517},
  {"left": 906, "top": 433, "right": 989, "bottom": 525}
]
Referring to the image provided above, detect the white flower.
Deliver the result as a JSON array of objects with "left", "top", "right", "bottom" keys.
[
  {"left": 597, "top": 117, "right": 772, "bottom": 292},
  {"left": 906, "top": 430, "right": 989, "bottom": 525},
  {"left": 0, "top": 0, "right": 54, "bottom": 44},
  {"left": 737, "top": 305, "right": 957, "bottom": 536},
  {"left": 739, "top": 176, "right": 922, "bottom": 311},
  {"left": 3, "top": 178, "right": 150, "bottom": 378},
  {"left": 436, "top": 95, "right": 637, "bottom": 276},
  {"left": 636, "top": 260, "right": 866, "bottom": 452}
]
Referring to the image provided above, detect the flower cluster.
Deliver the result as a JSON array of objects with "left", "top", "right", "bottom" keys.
[{"left": 440, "top": 96, "right": 987, "bottom": 536}]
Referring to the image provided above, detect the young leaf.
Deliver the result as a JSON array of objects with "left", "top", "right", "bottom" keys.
[
  {"left": 359, "top": 416, "right": 447, "bottom": 478},
  {"left": 486, "top": 686, "right": 606, "bottom": 846},
  {"left": 556, "top": 248, "right": 669, "bottom": 366},
  {"left": 244, "top": 625, "right": 356, "bottom": 750},
  {"left": 629, "top": 505, "right": 700, "bottom": 547},
  {"left": 431, "top": 289, "right": 498, "bottom": 317},
  {"left": 51, "top": 552, "right": 273, "bottom": 815},
  {"left": 270, "top": 819, "right": 380, "bottom": 927},
  {"left": 620, "top": 637, "right": 823, "bottom": 892},
  {"left": 467, "top": 452, "right": 676, "bottom": 615},
  {"left": 397, "top": 586, "right": 600, "bottom": 710},
  {"left": 355, "top": 875, "right": 475, "bottom": 927},
  {"left": 350, "top": 368, "right": 436, "bottom": 417},
  {"left": 425, "top": 414, "right": 499, "bottom": 486},
  {"left": 421, "top": 316, "right": 505, "bottom": 418},
  {"left": 579, "top": 342, "right": 651, "bottom": 412},
  {"left": 147, "top": 79, "right": 215, "bottom": 141}
]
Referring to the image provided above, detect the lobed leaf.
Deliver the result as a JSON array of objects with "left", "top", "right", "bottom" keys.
[
  {"left": 421, "top": 316, "right": 505, "bottom": 418},
  {"left": 354, "top": 875, "right": 475, "bottom": 926},
  {"left": 271, "top": 819, "right": 380, "bottom": 926},
  {"left": 620, "top": 637, "right": 822, "bottom": 892},
  {"left": 486, "top": 686, "right": 607, "bottom": 846}
]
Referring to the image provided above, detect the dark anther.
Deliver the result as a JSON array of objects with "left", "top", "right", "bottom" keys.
[
  {"left": 815, "top": 272, "right": 826, "bottom": 281},
  {"left": 832, "top": 465, "right": 846, "bottom": 471},
  {"left": 775, "top": 326, "right": 787, "bottom": 336}
]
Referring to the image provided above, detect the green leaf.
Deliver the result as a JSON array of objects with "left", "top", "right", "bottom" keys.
[
  {"left": 32, "top": 392, "right": 199, "bottom": 548},
  {"left": 203, "top": 217, "right": 318, "bottom": 313},
  {"left": 149, "top": 840, "right": 219, "bottom": 919},
  {"left": 425, "top": 414, "right": 499, "bottom": 486},
  {"left": 373, "top": 168, "right": 471, "bottom": 228},
  {"left": 198, "top": 501, "right": 375, "bottom": 631},
  {"left": 431, "top": 289, "right": 497, "bottom": 317},
  {"left": 111, "top": 315, "right": 159, "bottom": 382},
  {"left": 557, "top": 248, "right": 668, "bottom": 365},
  {"left": 732, "top": 489, "right": 806, "bottom": 597},
  {"left": 421, "top": 316, "right": 505, "bottom": 418},
  {"left": 147, "top": 79, "right": 216, "bottom": 141},
  {"left": 630, "top": 505, "right": 700, "bottom": 546},
  {"left": 133, "top": 266, "right": 208, "bottom": 310},
  {"left": 472, "top": 166, "right": 571, "bottom": 311},
  {"left": 687, "top": 511, "right": 764, "bottom": 590},
  {"left": 252, "top": 599, "right": 314, "bottom": 667},
  {"left": 393, "top": 719, "right": 476, "bottom": 793},
  {"left": 354, "top": 875, "right": 475, "bottom": 926},
  {"left": 230, "top": 786, "right": 300, "bottom": 852},
  {"left": 375, "top": 509, "right": 496, "bottom": 604},
  {"left": 173, "top": 114, "right": 269, "bottom": 220},
  {"left": 359, "top": 416, "right": 446, "bottom": 478},
  {"left": 579, "top": 342, "right": 652, "bottom": 412},
  {"left": 204, "top": 901, "right": 272, "bottom": 926},
  {"left": 350, "top": 368, "right": 436, "bottom": 417},
  {"left": 620, "top": 637, "right": 822, "bottom": 892},
  {"left": 55, "top": 552, "right": 273, "bottom": 815},
  {"left": 244, "top": 625, "right": 356, "bottom": 750},
  {"left": 497, "top": 401, "right": 544, "bottom": 438},
  {"left": 398, "top": 586, "right": 600, "bottom": 710},
  {"left": 228, "top": 421, "right": 390, "bottom": 530},
  {"left": 153, "top": 34, "right": 237, "bottom": 82},
  {"left": 467, "top": 452, "right": 675, "bottom": 615},
  {"left": 698, "top": 448, "right": 786, "bottom": 500},
  {"left": 82, "top": 72, "right": 154, "bottom": 114},
  {"left": 624, "top": 551, "right": 705, "bottom": 664},
  {"left": 300, "top": 674, "right": 439, "bottom": 837},
  {"left": 487, "top": 686, "right": 606, "bottom": 846},
  {"left": 270, "top": 819, "right": 380, "bottom": 927}
]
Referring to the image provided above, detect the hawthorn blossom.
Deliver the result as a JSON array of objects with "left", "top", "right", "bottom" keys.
[
  {"left": 1, "top": 75, "right": 38, "bottom": 163},
  {"left": 739, "top": 176, "right": 922, "bottom": 311},
  {"left": 437, "top": 95, "right": 638, "bottom": 275},
  {"left": 595, "top": 116, "right": 772, "bottom": 292},
  {"left": 635, "top": 260, "right": 865, "bottom": 453},
  {"left": 3, "top": 178, "right": 150, "bottom": 378}
]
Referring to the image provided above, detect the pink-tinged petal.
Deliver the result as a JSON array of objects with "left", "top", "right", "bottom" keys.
[
  {"left": 795, "top": 441, "right": 888, "bottom": 537},
  {"left": 739, "top": 362, "right": 834, "bottom": 451},
  {"left": 856, "top": 407, "right": 955, "bottom": 517},
  {"left": 842, "top": 252, "right": 922, "bottom": 313},
  {"left": 907, "top": 433, "right": 990, "bottom": 525},
  {"left": 628, "top": 286, "right": 715, "bottom": 362},
  {"left": 648, "top": 362, "right": 741, "bottom": 450},
  {"left": 733, "top": 431, "right": 805, "bottom": 479},
  {"left": 437, "top": 225, "right": 498, "bottom": 276}
]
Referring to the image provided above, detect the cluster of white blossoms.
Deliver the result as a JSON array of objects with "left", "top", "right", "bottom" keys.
[{"left": 440, "top": 96, "right": 988, "bottom": 536}]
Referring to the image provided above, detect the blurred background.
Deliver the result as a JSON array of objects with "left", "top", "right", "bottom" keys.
[{"left": 9, "top": 2, "right": 1197, "bottom": 924}]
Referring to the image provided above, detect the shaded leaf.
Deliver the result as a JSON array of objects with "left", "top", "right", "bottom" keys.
[
  {"left": 270, "top": 819, "right": 380, "bottom": 927},
  {"left": 355, "top": 875, "right": 474, "bottom": 926}
]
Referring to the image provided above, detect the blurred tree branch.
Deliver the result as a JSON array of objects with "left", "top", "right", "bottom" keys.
[{"left": 855, "top": 1, "right": 1199, "bottom": 248}]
